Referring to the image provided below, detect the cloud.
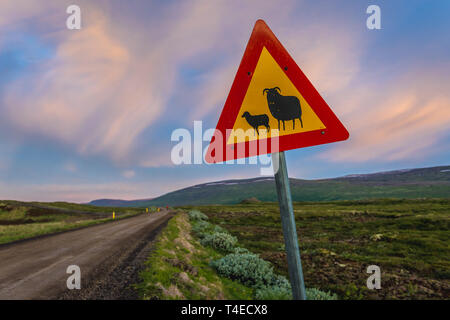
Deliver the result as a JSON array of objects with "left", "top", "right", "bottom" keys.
[
  {"left": 0, "top": 168, "right": 254, "bottom": 202},
  {"left": 1, "top": 0, "right": 364, "bottom": 164},
  {"left": 1, "top": 1, "right": 295, "bottom": 165},
  {"left": 319, "top": 67, "right": 450, "bottom": 163},
  {"left": 1, "top": 5, "right": 169, "bottom": 164},
  {"left": 171, "top": 1, "right": 363, "bottom": 124},
  {"left": 0, "top": 140, "right": 16, "bottom": 172},
  {"left": 122, "top": 170, "right": 135, "bottom": 179},
  {"left": 0, "top": 1, "right": 58, "bottom": 30},
  {"left": 187, "top": 61, "right": 239, "bottom": 122},
  {"left": 0, "top": 181, "right": 149, "bottom": 203},
  {"left": 140, "top": 150, "right": 175, "bottom": 168},
  {"left": 1, "top": 0, "right": 448, "bottom": 175},
  {"left": 63, "top": 162, "right": 77, "bottom": 173}
]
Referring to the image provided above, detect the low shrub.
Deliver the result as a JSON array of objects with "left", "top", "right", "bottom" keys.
[
  {"left": 255, "top": 285, "right": 338, "bottom": 300},
  {"left": 192, "top": 219, "right": 228, "bottom": 238},
  {"left": 210, "top": 252, "right": 275, "bottom": 288},
  {"left": 233, "top": 247, "right": 251, "bottom": 255},
  {"left": 213, "top": 225, "right": 226, "bottom": 234},
  {"left": 189, "top": 210, "right": 339, "bottom": 300},
  {"left": 192, "top": 220, "right": 212, "bottom": 236},
  {"left": 212, "top": 250, "right": 339, "bottom": 300},
  {"left": 305, "top": 288, "right": 338, "bottom": 300},
  {"left": 255, "top": 274, "right": 292, "bottom": 299},
  {"left": 201, "top": 232, "right": 237, "bottom": 253},
  {"left": 255, "top": 285, "right": 291, "bottom": 300},
  {"left": 188, "top": 210, "right": 208, "bottom": 221}
]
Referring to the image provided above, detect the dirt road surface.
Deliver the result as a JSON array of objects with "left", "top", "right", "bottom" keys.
[{"left": 0, "top": 210, "right": 172, "bottom": 300}]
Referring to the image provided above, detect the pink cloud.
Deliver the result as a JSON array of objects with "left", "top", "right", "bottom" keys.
[
  {"left": 1, "top": 0, "right": 304, "bottom": 166},
  {"left": 63, "top": 162, "right": 77, "bottom": 173},
  {"left": 319, "top": 68, "right": 450, "bottom": 162},
  {"left": 122, "top": 170, "right": 136, "bottom": 179},
  {"left": 1, "top": 0, "right": 448, "bottom": 170},
  {"left": 0, "top": 181, "right": 150, "bottom": 203},
  {"left": 2, "top": 6, "right": 169, "bottom": 163},
  {"left": 167, "top": 1, "right": 363, "bottom": 125},
  {"left": 0, "top": 169, "right": 256, "bottom": 202}
]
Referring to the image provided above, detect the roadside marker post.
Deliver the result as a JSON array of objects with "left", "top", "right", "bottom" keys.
[
  {"left": 146, "top": 208, "right": 149, "bottom": 214},
  {"left": 112, "top": 211, "right": 115, "bottom": 220},
  {"left": 206, "top": 20, "right": 349, "bottom": 300}
]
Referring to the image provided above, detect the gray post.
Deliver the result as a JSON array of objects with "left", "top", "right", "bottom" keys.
[{"left": 273, "top": 151, "right": 307, "bottom": 300}]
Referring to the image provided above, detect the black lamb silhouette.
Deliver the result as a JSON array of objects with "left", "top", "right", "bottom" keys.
[
  {"left": 263, "top": 87, "right": 303, "bottom": 130},
  {"left": 241, "top": 111, "right": 270, "bottom": 136}
]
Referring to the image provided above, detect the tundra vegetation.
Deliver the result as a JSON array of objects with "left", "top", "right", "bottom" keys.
[
  {"left": 137, "top": 209, "right": 336, "bottom": 300},
  {"left": 137, "top": 211, "right": 253, "bottom": 299},
  {"left": 0, "top": 201, "right": 147, "bottom": 244},
  {"left": 181, "top": 199, "right": 450, "bottom": 299}
]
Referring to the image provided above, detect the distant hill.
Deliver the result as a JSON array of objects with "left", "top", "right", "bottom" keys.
[
  {"left": 88, "top": 198, "right": 153, "bottom": 207},
  {"left": 88, "top": 166, "right": 450, "bottom": 207}
]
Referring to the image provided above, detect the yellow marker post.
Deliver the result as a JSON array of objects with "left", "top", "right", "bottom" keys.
[
  {"left": 146, "top": 208, "right": 149, "bottom": 214},
  {"left": 113, "top": 211, "right": 115, "bottom": 220},
  {"left": 157, "top": 208, "right": 160, "bottom": 212}
]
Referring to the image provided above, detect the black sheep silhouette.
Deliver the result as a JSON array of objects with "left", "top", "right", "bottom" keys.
[
  {"left": 263, "top": 87, "right": 303, "bottom": 130},
  {"left": 241, "top": 111, "right": 270, "bottom": 136}
]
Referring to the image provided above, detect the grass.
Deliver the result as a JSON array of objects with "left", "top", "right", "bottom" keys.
[
  {"left": 0, "top": 200, "right": 147, "bottom": 245},
  {"left": 180, "top": 199, "right": 450, "bottom": 299},
  {"left": 137, "top": 211, "right": 254, "bottom": 299}
]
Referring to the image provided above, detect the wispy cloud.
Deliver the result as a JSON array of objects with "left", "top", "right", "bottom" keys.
[
  {"left": 122, "top": 170, "right": 135, "bottom": 179},
  {"left": 319, "top": 67, "right": 450, "bottom": 162},
  {"left": 1, "top": 0, "right": 306, "bottom": 167},
  {"left": 0, "top": 181, "right": 149, "bottom": 203},
  {"left": 63, "top": 162, "right": 77, "bottom": 173},
  {"left": 1, "top": 1, "right": 298, "bottom": 166},
  {"left": 1, "top": 5, "right": 164, "bottom": 164}
]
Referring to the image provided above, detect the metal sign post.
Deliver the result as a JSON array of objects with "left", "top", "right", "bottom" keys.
[{"left": 273, "top": 151, "right": 307, "bottom": 300}]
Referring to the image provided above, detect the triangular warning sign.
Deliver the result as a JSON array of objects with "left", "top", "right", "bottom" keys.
[{"left": 205, "top": 20, "right": 349, "bottom": 163}]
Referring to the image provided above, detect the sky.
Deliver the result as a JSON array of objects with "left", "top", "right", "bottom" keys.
[{"left": 0, "top": 0, "right": 449, "bottom": 202}]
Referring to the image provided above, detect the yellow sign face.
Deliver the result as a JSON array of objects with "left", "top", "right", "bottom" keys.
[{"left": 227, "top": 47, "right": 325, "bottom": 144}]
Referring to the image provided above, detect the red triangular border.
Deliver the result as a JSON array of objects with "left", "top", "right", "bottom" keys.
[{"left": 205, "top": 19, "right": 349, "bottom": 163}]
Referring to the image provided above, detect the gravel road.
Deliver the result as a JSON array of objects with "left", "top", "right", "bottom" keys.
[{"left": 0, "top": 210, "right": 172, "bottom": 300}]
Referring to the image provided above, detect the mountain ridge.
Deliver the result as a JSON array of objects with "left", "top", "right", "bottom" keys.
[{"left": 88, "top": 165, "right": 450, "bottom": 207}]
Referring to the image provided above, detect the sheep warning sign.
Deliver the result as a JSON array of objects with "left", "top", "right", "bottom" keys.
[{"left": 205, "top": 19, "right": 349, "bottom": 163}]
